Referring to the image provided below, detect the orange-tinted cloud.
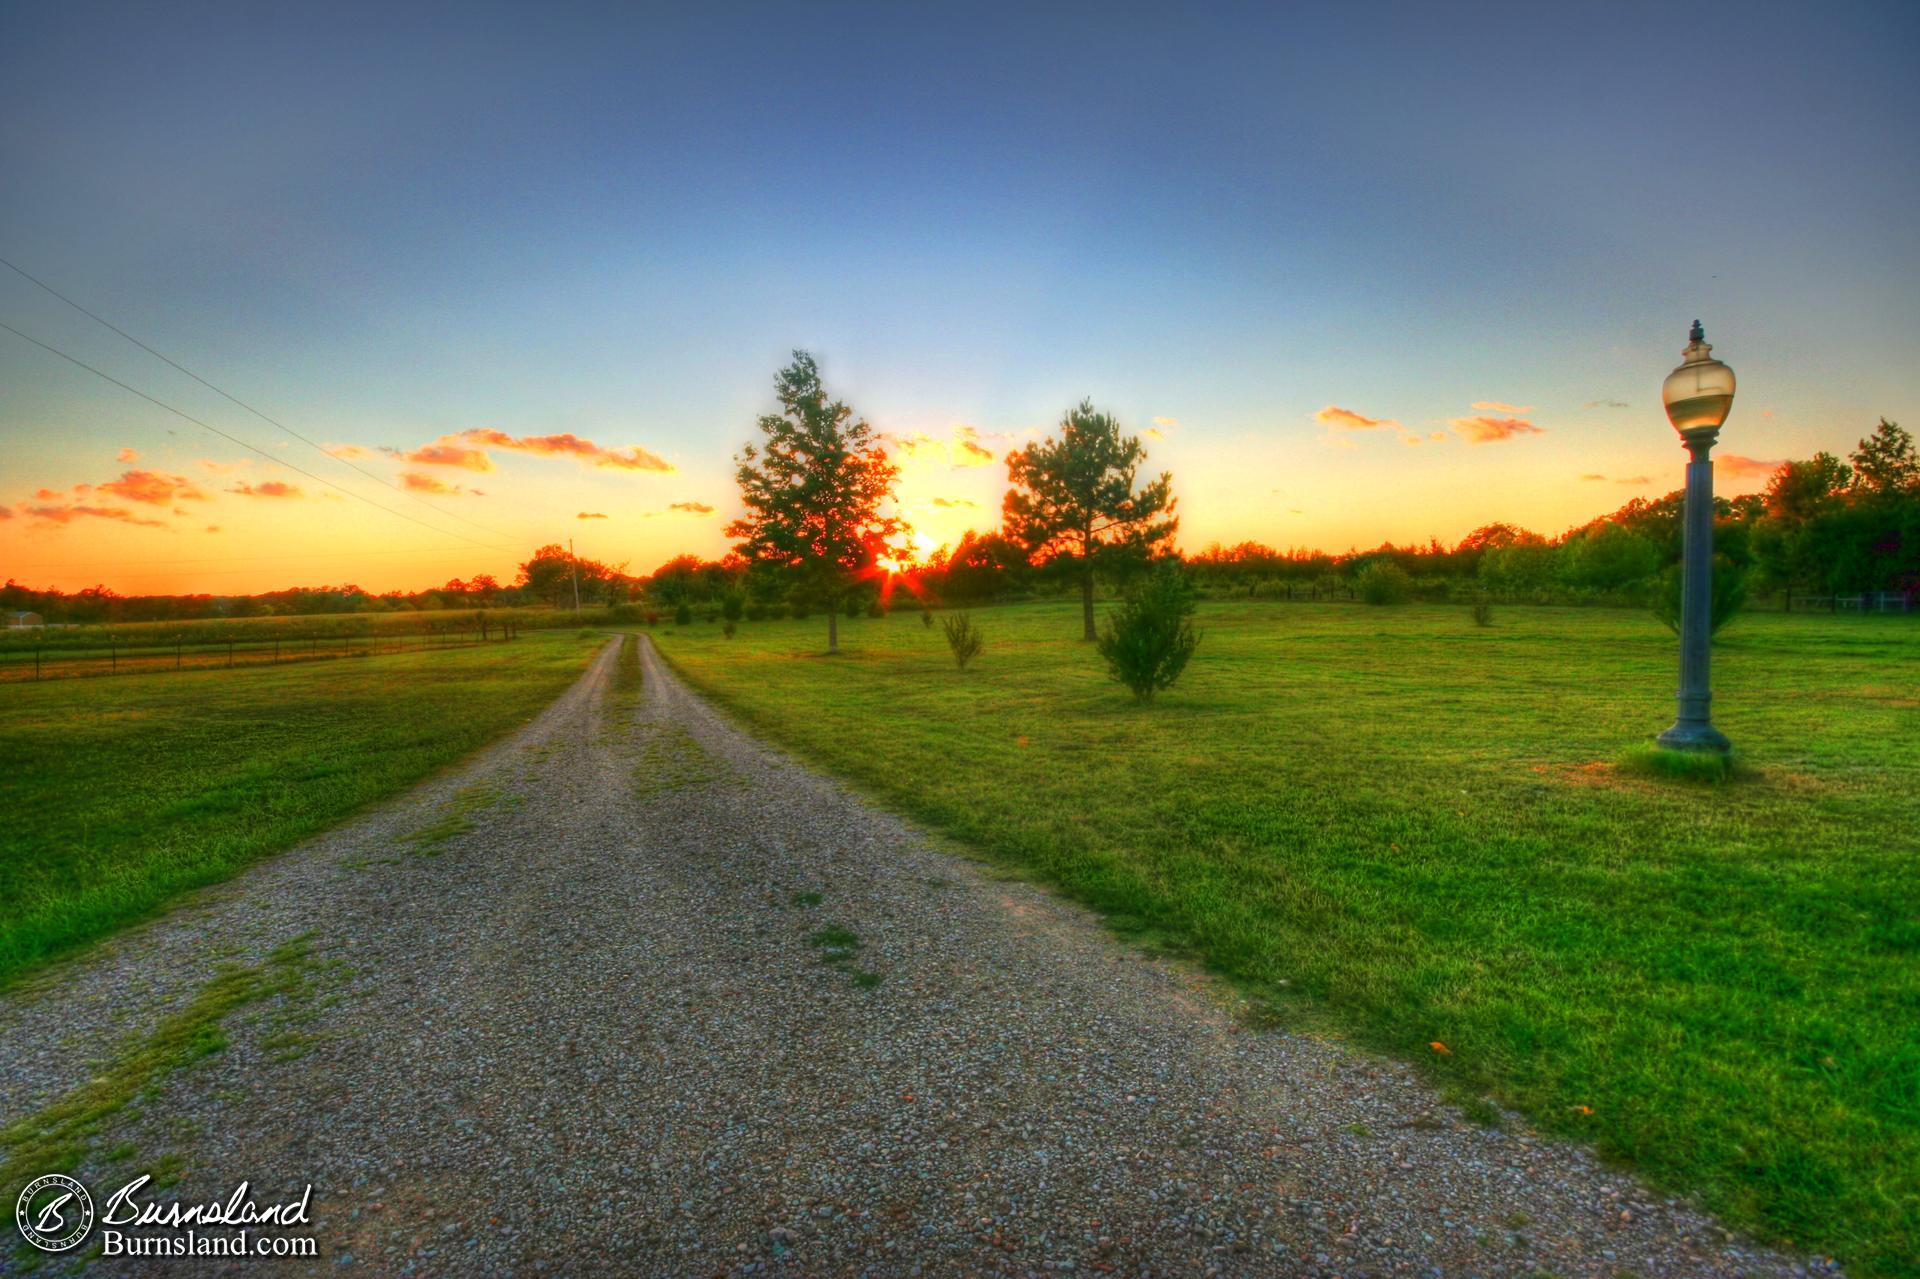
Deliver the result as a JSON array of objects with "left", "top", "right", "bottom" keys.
[
  {"left": 1720, "top": 454, "right": 1785, "bottom": 479},
  {"left": 931, "top": 496, "right": 977, "bottom": 508},
  {"left": 1316, "top": 405, "right": 1398, "bottom": 431},
  {"left": 0, "top": 506, "right": 12, "bottom": 520},
  {"left": 667, "top": 501, "right": 715, "bottom": 515},
  {"left": 21, "top": 503, "right": 167, "bottom": 527},
  {"left": 325, "top": 443, "right": 369, "bottom": 459},
  {"left": 204, "top": 524, "right": 220, "bottom": 533},
  {"left": 896, "top": 426, "right": 997, "bottom": 467},
  {"left": 400, "top": 471, "right": 484, "bottom": 496},
  {"left": 406, "top": 440, "right": 495, "bottom": 471},
  {"left": 97, "top": 469, "right": 207, "bottom": 505},
  {"left": 228, "top": 480, "right": 303, "bottom": 498},
  {"left": 1449, "top": 415, "right": 1543, "bottom": 444},
  {"left": 577, "top": 511, "right": 609, "bottom": 520},
  {"left": 455, "top": 428, "right": 673, "bottom": 473},
  {"left": 1472, "top": 400, "right": 1534, "bottom": 414},
  {"left": 1582, "top": 473, "right": 1653, "bottom": 485},
  {"left": 115, "top": 447, "right": 139, "bottom": 463}
]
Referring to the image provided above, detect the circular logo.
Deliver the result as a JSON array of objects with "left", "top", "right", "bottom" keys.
[{"left": 15, "top": 1174, "right": 94, "bottom": 1253}]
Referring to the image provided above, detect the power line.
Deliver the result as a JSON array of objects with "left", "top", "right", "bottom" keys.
[
  {"left": 0, "top": 254, "right": 510, "bottom": 540},
  {"left": 0, "top": 318, "right": 513, "bottom": 552}
]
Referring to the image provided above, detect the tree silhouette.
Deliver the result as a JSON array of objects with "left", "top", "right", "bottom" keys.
[
  {"left": 1003, "top": 400, "right": 1177, "bottom": 640},
  {"left": 728, "top": 351, "right": 902, "bottom": 653}
]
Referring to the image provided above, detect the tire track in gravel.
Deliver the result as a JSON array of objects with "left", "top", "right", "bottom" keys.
[{"left": 0, "top": 635, "right": 1836, "bottom": 1277}]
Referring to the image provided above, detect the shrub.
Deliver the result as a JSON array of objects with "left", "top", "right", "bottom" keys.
[
  {"left": 643, "top": 610, "right": 660, "bottom": 627},
  {"left": 673, "top": 603, "right": 693, "bottom": 626},
  {"left": 745, "top": 602, "right": 768, "bottom": 622},
  {"left": 790, "top": 600, "right": 811, "bottom": 621},
  {"left": 1096, "top": 565, "right": 1200, "bottom": 702},
  {"left": 940, "top": 612, "right": 984, "bottom": 670},
  {"left": 723, "top": 619, "right": 738, "bottom": 639},
  {"left": 866, "top": 597, "right": 885, "bottom": 619},
  {"left": 1652, "top": 558, "right": 1748, "bottom": 638},
  {"left": 1470, "top": 593, "right": 1493, "bottom": 627},
  {"left": 920, "top": 606, "right": 934, "bottom": 629},
  {"left": 1355, "top": 561, "right": 1414, "bottom": 605},
  {"left": 721, "top": 591, "right": 746, "bottom": 622},
  {"left": 843, "top": 596, "right": 862, "bottom": 619},
  {"left": 606, "top": 603, "right": 644, "bottom": 623}
]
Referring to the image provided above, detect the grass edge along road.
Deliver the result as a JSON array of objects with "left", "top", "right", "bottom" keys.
[
  {"left": 0, "top": 630, "right": 605, "bottom": 987},
  {"left": 653, "top": 599, "right": 1920, "bottom": 1278}
]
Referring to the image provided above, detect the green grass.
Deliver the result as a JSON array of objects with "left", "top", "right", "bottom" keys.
[
  {"left": 0, "top": 631, "right": 602, "bottom": 985},
  {"left": 656, "top": 600, "right": 1920, "bottom": 1276}
]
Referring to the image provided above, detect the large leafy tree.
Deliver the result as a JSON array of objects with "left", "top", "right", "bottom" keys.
[
  {"left": 729, "top": 351, "right": 903, "bottom": 653},
  {"left": 1002, "top": 400, "right": 1177, "bottom": 640}
]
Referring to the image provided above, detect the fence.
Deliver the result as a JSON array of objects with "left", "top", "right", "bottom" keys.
[
  {"left": 2, "top": 621, "right": 525, "bottom": 684},
  {"left": 1785, "top": 591, "right": 1917, "bottom": 614}
]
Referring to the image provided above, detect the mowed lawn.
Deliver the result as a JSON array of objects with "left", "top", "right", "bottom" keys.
[
  {"left": 0, "top": 630, "right": 603, "bottom": 985},
  {"left": 656, "top": 601, "right": 1920, "bottom": 1276}
]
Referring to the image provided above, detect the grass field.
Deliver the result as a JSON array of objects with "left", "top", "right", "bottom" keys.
[
  {"left": 0, "top": 630, "right": 604, "bottom": 986},
  {"left": 655, "top": 600, "right": 1920, "bottom": 1276}
]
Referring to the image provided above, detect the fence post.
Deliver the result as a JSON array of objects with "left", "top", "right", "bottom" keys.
[
  {"left": 227, "top": 640, "right": 234, "bottom": 668},
  {"left": 111, "top": 642, "right": 116, "bottom": 673},
  {"left": 176, "top": 638, "right": 182, "bottom": 670},
  {"left": 35, "top": 646, "right": 41, "bottom": 680}
]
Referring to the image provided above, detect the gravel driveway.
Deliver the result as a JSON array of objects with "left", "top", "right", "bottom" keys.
[{"left": 0, "top": 635, "right": 1835, "bottom": 1277}]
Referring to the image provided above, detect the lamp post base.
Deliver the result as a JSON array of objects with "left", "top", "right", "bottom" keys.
[{"left": 1655, "top": 721, "right": 1732, "bottom": 754}]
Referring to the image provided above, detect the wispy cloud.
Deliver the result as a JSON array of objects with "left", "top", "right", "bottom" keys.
[
  {"left": 458, "top": 429, "right": 673, "bottom": 473},
  {"left": 401, "top": 471, "right": 484, "bottom": 496},
  {"left": 115, "top": 447, "right": 138, "bottom": 463},
  {"left": 1583, "top": 399, "right": 1629, "bottom": 410},
  {"left": 1720, "top": 454, "right": 1785, "bottom": 480},
  {"left": 577, "top": 511, "right": 609, "bottom": 520},
  {"left": 325, "top": 443, "right": 369, "bottom": 459},
  {"left": 1315, "top": 405, "right": 1398, "bottom": 431},
  {"left": 227, "top": 480, "right": 303, "bottom": 498},
  {"left": 1472, "top": 400, "right": 1535, "bottom": 414},
  {"left": 406, "top": 440, "right": 495, "bottom": 471},
  {"left": 97, "top": 470, "right": 207, "bottom": 506},
  {"left": 931, "top": 496, "right": 978, "bottom": 508},
  {"left": 21, "top": 503, "right": 167, "bottom": 527},
  {"left": 896, "top": 426, "right": 997, "bottom": 468},
  {"left": 667, "top": 501, "right": 715, "bottom": 515},
  {"left": 1583, "top": 473, "right": 1654, "bottom": 485},
  {"left": 1449, "top": 415, "right": 1543, "bottom": 444},
  {"left": 1151, "top": 416, "right": 1179, "bottom": 428}
]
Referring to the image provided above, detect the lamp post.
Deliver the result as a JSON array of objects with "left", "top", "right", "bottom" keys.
[{"left": 1656, "top": 320, "right": 1736, "bottom": 754}]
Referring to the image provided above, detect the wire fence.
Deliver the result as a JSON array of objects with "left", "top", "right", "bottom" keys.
[{"left": 2, "top": 620, "right": 528, "bottom": 683}]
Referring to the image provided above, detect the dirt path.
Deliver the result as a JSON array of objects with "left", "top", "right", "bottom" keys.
[{"left": 0, "top": 636, "right": 1832, "bottom": 1277}]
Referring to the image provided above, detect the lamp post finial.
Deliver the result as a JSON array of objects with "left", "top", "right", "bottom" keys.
[{"left": 1689, "top": 318, "right": 1705, "bottom": 344}]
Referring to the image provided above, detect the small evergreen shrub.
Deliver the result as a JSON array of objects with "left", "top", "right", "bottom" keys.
[
  {"left": 721, "top": 591, "right": 746, "bottom": 622},
  {"left": 673, "top": 603, "right": 693, "bottom": 626},
  {"left": 866, "top": 597, "right": 885, "bottom": 619},
  {"left": 1096, "top": 565, "right": 1200, "bottom": 702},
  {"left": 920, "top": 606, "right": 934, "bottom": 629},
  {"left": 1355, "top": 561, "right": 1414, "bottom": 605},
  {"left": 745, "top": 602, "right": 768, "bottom": 622},
  {"left": 1470, "top": 593, "right": 1494, "bottom": 627},
  {"left": 1652, "top": 559, "right": 1748, "bottom": 638},
  {"left": 940, "top": 612, "right": 984, "bottom": 670},
  {"left": 723, "top": 619, "right": 738, "bottom": 639}
]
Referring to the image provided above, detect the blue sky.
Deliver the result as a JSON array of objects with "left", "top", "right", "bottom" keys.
[{"left": 2, "top": 1, "right": 1915, "bottom": 591}]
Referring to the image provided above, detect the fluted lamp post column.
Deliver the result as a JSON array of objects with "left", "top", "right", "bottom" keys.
[{"left": 1656, "top": 320, "right": 1736, "bottom": 754}]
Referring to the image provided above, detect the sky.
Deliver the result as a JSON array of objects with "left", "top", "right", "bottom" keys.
[{"left": 2, "top": 0, "right": 1916, "bottom": 595}]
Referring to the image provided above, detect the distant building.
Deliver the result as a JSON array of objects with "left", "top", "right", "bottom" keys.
[{"left": 7, "top": 611, "right": 44, "bottom": 628}]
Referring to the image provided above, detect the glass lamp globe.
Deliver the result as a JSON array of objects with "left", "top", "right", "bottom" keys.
[{"left": 1662, "top": 320, "right": 1736, "bottom": 437}]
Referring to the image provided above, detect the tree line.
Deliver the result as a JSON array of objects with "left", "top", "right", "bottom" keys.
[{"left": 7, "top": 353, "right": 1912, "bottom": 631}]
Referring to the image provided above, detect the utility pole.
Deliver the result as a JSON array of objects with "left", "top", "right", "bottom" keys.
[{"left": 569, "top": 537, "right": 582, "bottom": 612}]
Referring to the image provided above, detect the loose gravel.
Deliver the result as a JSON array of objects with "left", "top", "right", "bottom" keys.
[{"left": 0, "top": 635, "right": 1840, "bottom": 1277}]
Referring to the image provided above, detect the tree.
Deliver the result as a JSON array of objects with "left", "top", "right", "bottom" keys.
[
  {"left": 1850, "top": 418, "right": 1917, "bottom": 497},
  {"left": 1096, "top": 563, "right": 1200, "bottom": 702},
  {"left": 728, "top": 351, "right": 904, "bottom": 653},
  {"left": 1003, "top": 400, "right": 1177, "bottom": 640}
]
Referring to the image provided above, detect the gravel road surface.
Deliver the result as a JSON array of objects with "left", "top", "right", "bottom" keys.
[{"left": 0, "top": 635, "right": 1836, "bottom": 1277}]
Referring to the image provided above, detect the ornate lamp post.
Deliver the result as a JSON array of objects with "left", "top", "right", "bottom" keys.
[{"left": 1656, "top": 320, "right": 1736, "bottom": 754}]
